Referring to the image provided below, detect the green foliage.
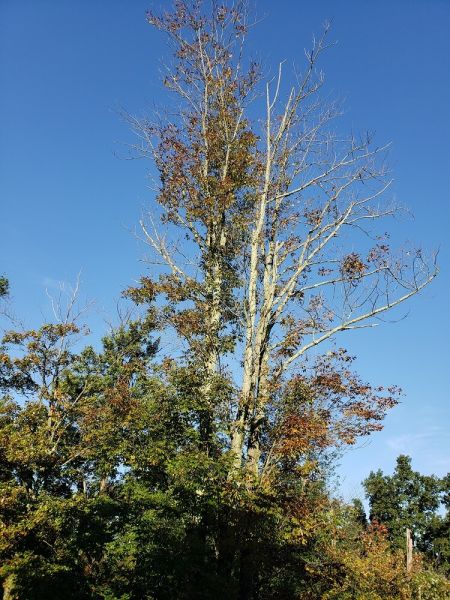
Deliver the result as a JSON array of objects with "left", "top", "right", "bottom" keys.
[
  {"left": 0, "top": 316, "right": 160, "bottom": 598},
  {"left": 410, "top": 569, "right": 450, "bottom": 599},
  {"left": 364, "top": 455, "right": 450, "bottom": 574}
]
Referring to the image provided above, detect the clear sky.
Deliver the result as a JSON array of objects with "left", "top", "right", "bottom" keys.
[{"left": 1, "top": 0, "right": 449, "bottom": 501}]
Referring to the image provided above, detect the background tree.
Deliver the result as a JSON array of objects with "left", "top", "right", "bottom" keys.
[
  {"left": 364, "top": 455, "right": 442, "bottom": 548},
  {"left": 428, "top": 473, "right": 450, "bottom": 573},
  {"left": 364, "top": 455, "right": 450, "bottom": 573}
]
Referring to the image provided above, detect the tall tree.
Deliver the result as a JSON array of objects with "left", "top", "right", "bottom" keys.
[{"left": 127, "top": 0, "right": 436, "bottom": 481}]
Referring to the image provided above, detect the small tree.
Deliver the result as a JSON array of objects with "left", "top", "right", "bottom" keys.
[{"left": 128, "top": 0, "right": 436, "bottom": 481}]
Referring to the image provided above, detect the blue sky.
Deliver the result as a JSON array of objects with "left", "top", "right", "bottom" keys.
[{"left": 1, "top": 0, "right": 449, "bottom": 500}]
